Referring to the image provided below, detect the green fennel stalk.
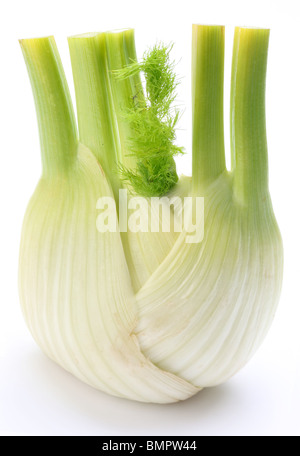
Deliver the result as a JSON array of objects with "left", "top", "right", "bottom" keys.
[{"left": 19, "top": 37, "right": 78, "bottom": 177}]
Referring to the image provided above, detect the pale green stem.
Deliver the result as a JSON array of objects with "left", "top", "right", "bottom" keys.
[
  {"left": 192, "top": 25, "right": 226, "bottom": 193},
  {"left": 68, "top": 33, "right": 120, "bottom": 200},
  {"left": 20, "top": 37, "right": 78, "bottom": 178},
  {"left": 230, "top": 27, "right": 270, "bottom": 206},
  {"left": 105, "top": 29, "right": 144, "bottom": 170}
]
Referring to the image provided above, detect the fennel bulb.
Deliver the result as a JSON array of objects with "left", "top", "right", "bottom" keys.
[{"left": 18, "top": 25, "right": 283, "bottom": 403}]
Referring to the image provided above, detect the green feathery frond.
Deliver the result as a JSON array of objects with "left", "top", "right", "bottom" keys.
[{"left": 115, "top": 43, "right": 184, "bottom": 196}]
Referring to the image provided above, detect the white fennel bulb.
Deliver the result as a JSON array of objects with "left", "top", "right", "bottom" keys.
[{"left": 18, "top": 25, "right": 283, "bottom": 403}]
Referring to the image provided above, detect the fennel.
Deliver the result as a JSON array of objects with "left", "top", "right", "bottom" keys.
[{"left": 18, "top": 25, "right": 283, "bottom": 403}]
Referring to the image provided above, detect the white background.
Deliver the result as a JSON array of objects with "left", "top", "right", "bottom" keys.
[{"left": 0, "top": 0, "right": 299, "bottom": 436}]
